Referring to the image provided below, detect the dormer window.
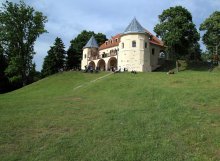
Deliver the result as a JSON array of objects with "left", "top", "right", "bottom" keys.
[
  {"left": 115, "top": 38, "right": 118, "bottom": 42},
  {"left": 132, "top": 41, "right": 136, "bottom": 47},
  {"left": 105, "top": 41, "right": 108, "bottom": 45},
  {"left": 110, "top": 40, "right": 113, "bottom": 43}
]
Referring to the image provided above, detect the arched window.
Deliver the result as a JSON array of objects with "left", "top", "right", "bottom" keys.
[
  {"left": 159, "top": 52, "right": 165, "bottom": 58},
  {"left": 122, "top": 43, "right": 124, "bottom": 48},
  {"left": 132, "top": 41, "right": 136, "bottom": 47}
]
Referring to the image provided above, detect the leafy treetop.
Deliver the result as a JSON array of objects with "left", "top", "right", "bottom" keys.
[
  {"left": 0, "top": 0, "right": 47, "bottom": 85},
  {"left": 200, "top": 11, "right": 220, "bottom": 54},
  {"left": 154, "top": 6, "right": 200, "bottom": 59}
]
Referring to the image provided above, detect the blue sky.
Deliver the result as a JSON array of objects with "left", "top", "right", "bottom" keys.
[{"left": 1, "top": 0, "right": 220, "bottom": 71}]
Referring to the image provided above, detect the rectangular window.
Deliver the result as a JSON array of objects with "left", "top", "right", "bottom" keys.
[
  {"left": 132, "top": 41, "right": 136, "bottom": 47},
  {"left": 152, "top": 48, "right": 155, "bottom": 55},
  {"left": 145, "top": 42, "right": 147, "bottom": 48}
]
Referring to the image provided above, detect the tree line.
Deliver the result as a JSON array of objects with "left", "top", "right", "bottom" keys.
[
  {"left": 41, "top": 31, "right": 107, "bottom": 78},
  {"left": 0, "top": 1, "right": 219, "bottom": 93}
]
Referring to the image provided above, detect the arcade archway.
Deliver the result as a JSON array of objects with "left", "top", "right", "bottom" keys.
[
  {"left": 108, "top": 57, "right": 117, "bottom": 71},
  {"left": 97, "top": 59, "right": 106, "bottom": 71},
  {"left": 88, "top": 61, "right": 95, "bottom": 69}
]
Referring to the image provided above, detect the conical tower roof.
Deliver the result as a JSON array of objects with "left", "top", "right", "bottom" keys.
[
  {"left": 84, "top": 35, "right": 98, "bottom": 48},
  {"left": 123, "top": 18, "right": 146, "bottom": 34}
]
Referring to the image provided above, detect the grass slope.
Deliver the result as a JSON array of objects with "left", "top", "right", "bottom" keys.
[{"left": 0, "top": 71, "right": 220, "bottom": 161}]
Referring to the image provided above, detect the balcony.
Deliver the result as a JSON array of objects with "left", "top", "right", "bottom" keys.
[{"left": 88, "top": 52, "right": 117, "bottom": 61}]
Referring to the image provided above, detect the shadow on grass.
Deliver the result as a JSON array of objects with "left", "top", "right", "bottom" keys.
[
  {"left": 155, "top": 60, "right": 212, "bottom": 72},
  {"left": 155, "top": 60, "right": 176, "bottom": 72},
  {"left": 185, "top": 61, "right": 211, "bottom": 72}
]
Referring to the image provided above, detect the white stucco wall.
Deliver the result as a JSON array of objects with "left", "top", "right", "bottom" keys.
[
  {"left": 118, "top": 33, "right": 150, "bottom": 72},
  {"left": 81, "top": 34, "right": 163, "bottom": 72},
  {"left": 81, "top": 48, "right": 89, "bottom": 70}
]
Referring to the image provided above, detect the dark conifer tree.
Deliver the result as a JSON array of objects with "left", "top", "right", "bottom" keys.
[{"left": 41, "top": 37, "right": 66, "bottom": 77}]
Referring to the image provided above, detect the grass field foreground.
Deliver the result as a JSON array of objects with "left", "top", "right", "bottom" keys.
[{"left": 0, "top": 71, "right": 220, "bottom": 161}]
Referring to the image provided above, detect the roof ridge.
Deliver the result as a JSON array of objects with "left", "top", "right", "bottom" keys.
[{"left": 99, "top": 34, "right": 121, "bottom": 50}]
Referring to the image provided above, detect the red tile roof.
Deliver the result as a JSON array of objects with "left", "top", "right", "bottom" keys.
[
  {"left": 99, "top": 34, "right": 121, "bottom": 50},
  {"left": 145, "top": 29, "right": 164, "bottom": 47},
  {"left": 99, "top": 32, "right": 164, "bottom": 50}
]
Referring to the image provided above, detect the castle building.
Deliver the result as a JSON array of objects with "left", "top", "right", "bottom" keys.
[{"left": 81, "top": 18, "right": 165, "bottom": 72}]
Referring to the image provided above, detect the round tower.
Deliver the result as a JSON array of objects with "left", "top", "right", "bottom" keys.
[
  {"left": 81, "top": 35, "right": 99, "bottom": 70},
  {"left": 118, "top": 18, "right": 151, "bottom": 72}
]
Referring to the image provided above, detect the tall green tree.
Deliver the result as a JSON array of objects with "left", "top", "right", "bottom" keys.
[
  {"left": 0, "top": 44, "right": 9, "bottom": 92},
  {"left": 28, "top": 63, "right": 41, "bottom": 83},
  {"left": 0, "top": 0, "right": 47, "bottom": 85},
  {"left": 41, "top": 49, "right": 56, "bottom": 77},
  {"left": 41, "top": 37, "right": 66, "bottom": 77},
  {"left": 154, "top": 6, "right": 200, "bottom": 71},
  {"left": 200, "top": 11, "right": 220, "bottom": 55},
  {"left": 187, "top": 42, "right": 202, "bottom": 61},
  {"left": 0, "top": 44, "right": 7, "bottom": 78},
  {"left": 66, "top": 30, "right": 107, "bottom": 69},
  {"left": 52, "top": 37, "right": 66, "bottom": 71}
]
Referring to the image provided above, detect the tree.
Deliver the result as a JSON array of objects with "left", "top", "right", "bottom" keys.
[
  {"left": 201, "top": 50, "right": 212, "bottom": 62},
  {"left": 41, "top": 37, "right": 66, "bottom": 77},
  {"left": 0, "top": 44, "right": 7, "bottom": 78},
  {"left": 187, "top": 42, "right": 202, "bottom": 61},
  {"left": 41, "top": 50, "right": 56, "bottom": 77},
  {"left": 0, "top": 44, "right": 9, "bottom": 93},
  {"left": 66, "top": 30, "right": 107, "bottom": 69},
  {"left": 28, "top": 63, "right": 41, "bottom": 83},
  {"left": 154, "top": 6, "right": 200, "bottom": 71},
  {"left": 200, "top": 11, "right": 220, "bottom": 56},
  {"left": 0, "top": 0, "right": 47, "bottom": 85},
  {"left": 52, "top": 37, "right": 66, "bottom": 71}
]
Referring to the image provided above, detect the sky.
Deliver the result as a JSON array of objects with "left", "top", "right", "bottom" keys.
[{"left": 1, "top": 0, "right": 220, "bottom": 71}]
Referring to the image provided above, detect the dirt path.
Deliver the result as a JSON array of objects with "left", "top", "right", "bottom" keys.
[{"left": 73, "top": 72, "right": 113, "bottom": 91}]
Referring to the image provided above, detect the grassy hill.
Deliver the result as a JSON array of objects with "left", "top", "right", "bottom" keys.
[{"left": 0, "top": 71, "right": 220, "bottom": 161}]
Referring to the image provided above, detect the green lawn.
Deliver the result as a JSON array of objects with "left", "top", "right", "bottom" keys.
[{"left": 0, "top": 71, "right": 220, "bottom": 161}]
